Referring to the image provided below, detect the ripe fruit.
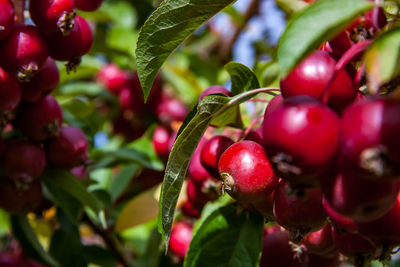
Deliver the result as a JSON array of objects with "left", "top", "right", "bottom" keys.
[
  {"left": 264, "top": 94, "right": 283, "bottom": 117},
  {"left": 188, "top": 138, "right": 211, "bottom": 186},
  {"left": 20, "top": 57, "right": 60, "bottom": 102},
  {"left": 152, "top": 126, "right": 172, "bottom": 161},
  {"left": 0, "top": 0, "right": 15, "bottom": 40},
  {"left": 244, "top": 128, "right": 263, "bottom": 146},
  {"left": 340, "top": 97, "right": 400, "bottom": 180},
  {"left": 3, "top": 140, "right": 46, "bottom": 183},
  {"left": 156, "top": 94, "right": 188, "bottom": 123},
  {"left": 186, "top": 179, "right": 210, "bottom": 208},
  {"left": 70, "top": 165, "right": 88, "bottom": 180},
  {"left": 181, "top": 201, "right": 200, "bottom": 218},
  {"left": 46, "top": 15, "right": 93, "bottom": 71},
  {"left": 302, "top": 224, "right": 335, "bottom": 256},
  {"left": 0, "top": 67, "right": 21, "bottom": 127},
  {"left": 74, "top": 0, "right": 104, "bottom": 11},
  {"left": 97, "top": 63, "right": 128, "bottom": 95},
  {"left": 46, "top": 126, "right": 89, "bottom": 169},
  {"left": 263, "top": 96, "right": 340, "bottom": 188},
  {"left": 273, "top": 181, "right": 327, "bottom": 238},
  {"left": 253, "top": 191, "right": 275, "bottom": 221},
  {"left": 322, "top": 197, "right": 357, "bottom": 233},
  {"left": 200, "top": 135, "right": 234, "bottom": 178},
  {"left": 0, "top": 25, "right": 49, "bottom": 81},
  {"left": 280, "top": 51, "right": 356, "bottom": 111},
  {"left": 17, "top": 95, "right": 63, "bottom": 141},
  {"left": 199, "top": 85, "right": 230, "bottom": 101},
  {"left": 218, "top": 140, "right": 279, "bottom": 203},
  {"left": 308, "top": 252, "right": 341, "bottom": 267},
  {"left": 29, "top": 0, "right": 76, "bottom": 35},
  {"left": 169, "top": 221, "right": 193, "bottom": 260}
]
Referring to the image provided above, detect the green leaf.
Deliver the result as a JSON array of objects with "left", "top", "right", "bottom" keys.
[
  {"left": 109, "top": 164, "right": 140, "bottom": 201},
  {"left": 11, "top": 216, "right": 59, "bottom": 267},
  {"left": 82, "top": 246, "right": 119, "bottom": 267},
  {"left": 136, "top": 0, "right": 236, "bottom": 101},
  {"left": 275, "top": 0, "right": 308, "bottom": 17},
  {"left": 225, "top": 62, "right": 260, "bottom": 96},
  {"left": 364, "top": 27, "right": 400, "bottom": 90},
  {"left": 184, "top": 204, "right": 264, "bottom": 267},
  {"left": 277, "top": 0, "right": 373, "bottom": 77},
  {"left": 49, "top": 228, "right": 86, "bottom": 267}
]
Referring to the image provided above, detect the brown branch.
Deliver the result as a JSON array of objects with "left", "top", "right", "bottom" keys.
[
  {"left": 218, "top": 0, "right": 261, "bottom": 63},
  {"left": 12, "top": 0, "right": 26, "bottom": 24}
]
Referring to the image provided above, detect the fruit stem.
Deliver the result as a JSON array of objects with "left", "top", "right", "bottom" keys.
[
  {"left": 241, "top": 115, "right": 263, "bottom": 140},
  {"left": 321, "top": 40, "right": 371, "bottom": 104},
  {"left": 13, "top": 0, "right": 26, "bottom": 24}
]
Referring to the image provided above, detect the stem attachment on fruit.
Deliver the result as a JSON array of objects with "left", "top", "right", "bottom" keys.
[
  {"left": 66, "top": 56, "right": 82, "bottom": 73},
  {"left": 220, "top": 172, "right": 235, "bottom": 196},
  {"left": 17, "top": 63, "right": 39, "bottom": 82},
  {"left": 271, "top": 152, "right": 302, "bottom": 176},
  {"left": 0, "top": 111, "right": 15, "bottom": 128},
  {"left": 57, "top": 11, "right": 76, "bottom": 36},
  {"left": 360, "top": 145, "right": 393, "bottom": 177}
]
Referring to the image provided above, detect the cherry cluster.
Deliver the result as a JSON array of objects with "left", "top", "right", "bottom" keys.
[{"left": 0, "top": 0, "right": 103, "bottom": 215}]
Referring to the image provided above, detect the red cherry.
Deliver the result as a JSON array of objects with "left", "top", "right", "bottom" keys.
[
  {"left": 322, "top": 197, "right": 358, "bottom": 233},
  {"left": 20, "top": 57, "right": 59, "bottom": 102},
  {"left": 244, "top": 127, "right": 264, "bottom": 146},
  {"left": 29, "top": 0, "right": 76, "bottom": 35},
  {"left": 97, "top": 63, "right": 129, "bottom": 95},
  {"left": 152, "top": 125, "right": 172, "bottom": 161},
  {"left": 0, "top": 25, "right": 49, "bottom": 81},
  {"left": 188, "top": 138, "right": 211, "bottom": 186},
  {"left": 156, "top": 94, "right": 188, "bottom": 123},
  {"left": 70, "top": 165, "right": 88, "bottom": 180},
  {"left": 264, "top": 94, "right": 284, "bottom": 117},
  {"left": 329, "top": 31, "right": 353, "bottom": 58},
  {"left": 0, "top": 67, "right": 21, "bottom": 127},
  {"left": 199, "top": 85, "right": 230, "bottom": 101},
  {"left": 3, "top": 140, "right": 46, "bottom": 183},
  {"left": 169, "top": 221, "right": 193, "bottom": 260},
  {"left": 17, "top": 95, "right": 63, "bottom": 141},
  {"left": 74, "top": 0, "right": 104, "bottom": 11},
  {"left": 181, "top": 201, "right": 200, "bottom": 218},
  {"left": 200, "top": 135, "right": 234, "bottom": 179},
  {"left": 263, "top": 96, "right": 340, "bottom": 188},
  {"left": 186, "top": 179, "right": 210, "bottom": 208},
  {"left": 0, "top": 0, "right": 14, "bottom": 40},
  {"left": 253, "top": 191, "right": 275, "bottom": 221},
  {"left": 280, "top": 51, "right": 356, "bottom": 111},
  {"left": 112, "top": 112, "right": 146, "bottom": 141},
  {"left": 302, "top": 224, "right": 335, "bottom": 256},
  {"left": 218, "top": 140, "right": 279, "bottom": 203},
  {"left": 46, "top": 125, "right": 88, "bottom": 169}
]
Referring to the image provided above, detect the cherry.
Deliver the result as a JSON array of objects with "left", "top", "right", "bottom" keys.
[
  {"left": 273, "top": 180, "right": 327, "bottom": 239},
  {"left": 112, "top": 112, "right": 146, "bottom": 141},
  {"left": 187, "top": 138, "right": 211, "bottom": 186},
  {"left": 200, "top": 135, "right": 234, "bottom": 179},
  {"left": 181, "top": 201, "right": 200, "bottom": 218},
  {"left": 243, "top": 127, "right": 263, "bottom": 146},
  {"left": 96, "top": 63, "right": 129, "bottom": 95},
  {"left": 253, "top": 191, "right": 275, "bottom": 221},
  {"left": 70, "top": 165, "right": 88, "bottom": 180},
  {"left": 186, "top": 179, "right": 210, "bottom": 208},
  {"left": 340, "top": 96, "right": 400, "bottom": 180},
  {"left": 280, "top": 51, "right": 356, "bottom": 111},
  {"left": 0, "top": 0, "right": 14, "bottom": 40},
  {"left": 329, "top": 31, "right": 353, "bottom": 59},
  {"left": 302, "top": 224, "right": 335, "bottom": 256},
  {"left": 3, "top": 140, "right": 46, "bottom": 183},
  {"left": 322, "top": 171, "right": 399, "bottom": 222},
  {"left": 152, "top": 125, "right": 172, "bottom": 161},
  {"left": 46, "top": 15, "right": 93, "bottom": 71},
  {"left": 29, "top": 0, "right": 76, "bottom": 36},
  {"left": 218, "top": 140, "right": 279, "bottom": 203},
  {"left": 74, "top": 0, "right": 104, "bottom": 11},
  {"left": 0, "top": 25, "right": 49, "bottom": 81},
  {"left": 0, "top": 67, "right": 21, "bottom": 127},
  {"left": 46, "top": 125, "right": 88, "bottom": 169},
  {"left": 264, "top": 94, "right": 283, "bottom": 117},
  {"left": 262, "top": 95, "right": 340, "bottom": 188},
  {"left": 156, "top": 94, "right": 188, "bottom": 123},
  {"left": 20, "top": 57, "right": 59, "bottom": 103},
  {"left": 169, "top": 221, "right": 193, "bottom": 260},
  {"left": 0, "top": 178, "right": 42, "bottom": 214},
  {"left": 16, "top": 95, "right": 63, "bottom": 141},
  {"left": 323, "top": 197, "right": 358, "bottom": 233},
  {"left": 199, "top": 85, "right": 230, "bottom": 101}
]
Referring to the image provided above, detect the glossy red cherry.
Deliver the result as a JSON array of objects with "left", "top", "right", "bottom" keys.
[
  {"left": 218, "top": 140, "right": 279, "bottom": 203},
  {"left": 0, "top": 67, "right": 21, "bottom": 127},
  {"left": 29, "top": 0, "right": 76, "bottom": 35},
  {"left": 46, "top": 125, "right": 89, "bottom": 169},
  {"left": 264, "top": 94, "right": 283, "bottom": 117},
  {"left": 200, "top": 135, "right": 234, "bottom": 179},
  {"left": 0, "top": 25, "right": 49, "bottom": 81},
  {"left": 74, "top": 0, "right": 104, "bottom": 11},
  {"left": 169, "top": 221, "right": 193, "bottom": 260},
  {"left": 244, "top": 127, "right": 264, "bottom": 146},
  {"left": 152, "top": 125, "right": 172, "bottom": 161},
  {"left": 20, "top": 57, "right": 59, "bottom": 102},
  {"left": 340, "top": 97, "right": 400, "bottom": 180},
  {"left": 302, "top": 224, "right": 335, "bottom": 256},
  {"left": 0, "top": 0, "right": 14, "bottom": 40},
  {"left": 3, "top": 140, "right": 46, "bottom": 183},
  {"left": 199, "top": 85, "right": 231, "bottom": 101},
  {"left": 188, "top": 138, "right": 211, "bottom": 186},
  {"left": 322, "top": 197, "right": 358, "bottom": 233},
  {"left": 156, "top": 94, "right": 188, "bottom": 123},
  {"left": 17, "top": 95, "right": 63, "bottom": 141},
  {"left": 96, "top": 63, "right": 129, "bottom": 95},
  {"left": 262, "top": 95, "right": 340, "bottom": 188},
  {"left": 280, "top": 51, "right": 356, "bottom": 111}
]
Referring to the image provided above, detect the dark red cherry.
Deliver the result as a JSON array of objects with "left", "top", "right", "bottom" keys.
[
  {"left": 264, "top": 94, "right": 283, "bottom": 117},
  {"left": 322, "top": 197, "right": 358, "bottom": 233},
  {"left": 302, "top": 224, "right": 335, "bottom": 256},
  {"left": 253, "top": 191, "right": 276, "bottom": 221},
  {"left": 96, "top": 63, "right": 129, "bottom": 95},
  {"left": 187, "top": 138, "right": 211, "bottom": 186},
  {"left": 0, "top": 67, "right": 21, "bottom": 127},
  {"left": 186, "top": 179, "right": 210, "bottom": 208},
  {"left": 181, "top": 201, "right": 200, "bottom": 218},
  {"left": 199, "top": 85, "right": 231, "bottom": 101},
  {"left": 74, "top": 0, "right": 104, "bottom": 11},
  {"left": 0, "top": 0, "right": 15, "bottom": 40}
]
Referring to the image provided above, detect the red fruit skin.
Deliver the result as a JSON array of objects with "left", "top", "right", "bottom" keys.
[
  {"left": 74, "top": 0, "right": 104, "bottom": 11},
  {"left": 3, "top": 140, "right": 46, "bottom": 183},
  {"left": 187, "top": 138, "right": 211, "bottom": 186},
  {"left": 17, "top": 95, "right": 63, "bottom": 141},
  {"left": 323, "top": 197, "right": 358, "bottom": 233},
  {"left": 253, "top": 191, "right": 275, "bottom": 221},
  {"left": 181, "top": 201, "right": 200, "bottom": 218},
  {"left": 308, "top": 252, "right": 341, "bottom": 267},
  {"left": 20, "top": 57, "right": 59, "bottom": 102},
  {"left": 340, "top": 97, "right": 400, "bottom": 179},
  {"left": 0, "top": 250, "right": 23, "bottom": 267},
  {"left": 322, "top": 171, "right": 399, "bottom": 222},
  {"left": 0, "top": 25, "right": 49, "bottom": 76},
  {"left": 262, "top": 96, "right": 340, "bottom": 188},
  {"left": 186, "top": 179, "right": 210, "bottom": 208},
  {"left": 199, "top": 85, "right": 230, "bottom": 101},
  {"left": 97, "top": 63, "right": 129, "bottom": 95},
  {"left": 265, "top": 94, "right": 284, "bottom": 117},
  {"left": 259, "top": 227, "right": 308, "bottom": 267},
  {"left": 112, "top": 112, "right": 146, "bottom": 141},
  {"left": 280, "top": 51, "right": 356, "bottom": 111},
  {"left": 46, "top": 126, "right": 88, "bottom": 169},
  {"left": 29, "top": 0, "right": 76, "bottom": 35},
  {"left": 47, "top": 15, "right": 93, "bottom": 62},
  {"left": 200, "top": 135, "right": 234, "bottom": 179},
  {"left": 152, "top": 126, "right": 171, "bottom": 161},
  {"left": 218, "top": 140, "right": 279, "bottom": 203},
  {"left": 156, "top": 95, "right": 188, "bottom": 123},
  {"left": 302, "top": 224, "right": 335, "bottom": 256},
  {"left": 0, "top": 67, "right": 21, "bottom": 126},
  {"left": 169, "top": 221, "right": 193, "bottom": 260},
  {"left": 329, "top": 31, "right": 353, "bottom": 58},
  {"left": 70, "top": 165, "right": 88, "bottom": 180},
  {"left": 244, "top": 128, "right": 263, "bottom": 146},
  {"left": 0, "top": 0, "right": 14, "bottom": 40},
  {"left": 0, "top": 178, "right": 42, "bottom": 214},
  {"left": 273, "top": 181, "right": 327, "bottom": 236}
]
